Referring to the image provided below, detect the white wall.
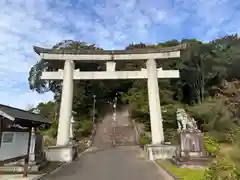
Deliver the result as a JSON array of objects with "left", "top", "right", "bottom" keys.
[{"left": 0, "top": 131, "right": 29, "bottom": 161}]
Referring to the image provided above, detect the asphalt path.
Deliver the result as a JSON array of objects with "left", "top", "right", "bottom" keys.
[{"left": 43, "top": 146, "right": 166, "bottom": 180}]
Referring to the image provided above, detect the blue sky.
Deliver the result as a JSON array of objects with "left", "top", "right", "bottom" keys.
[{"left": 1, "top": 0, "right": 240, "bottom": 109}]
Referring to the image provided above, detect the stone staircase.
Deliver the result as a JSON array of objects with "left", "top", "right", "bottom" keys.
[
  {"left": 92, "top": 114, "right": 114, "bottom": 149},
  {"left": 113, "top": 126, "right": 137, "bottom": 146},
  {"left": 92, "top": 109, "right": 137, "bottom": 149}
]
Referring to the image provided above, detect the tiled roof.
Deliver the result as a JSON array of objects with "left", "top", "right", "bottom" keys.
[{"left": 0, "top": 104, "right": 50, "bottom": 124}]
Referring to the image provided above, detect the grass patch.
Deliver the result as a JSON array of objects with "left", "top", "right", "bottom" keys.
[{"left": 156, "top": 160, "right": 205, "bottom": 180}]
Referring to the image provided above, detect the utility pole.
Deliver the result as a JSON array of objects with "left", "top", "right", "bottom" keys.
[
  {"left": 92, "top": 94, "right": 96, "bottom": 123},
  {"left": 113, "top": 92, "right": 118, "bottom": 122},
  {"left": 112, "top": 93, "right": 118, "bottom": 147}
]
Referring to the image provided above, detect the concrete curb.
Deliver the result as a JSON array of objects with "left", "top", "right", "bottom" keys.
[
  {"left": 34, "top": 162, "right": 65, "bottom": 180},
  {"left": 138, "top": 147, "right": 178, "bottom": 180},
  {"left": 34, "top": 147, "right": 91, "bottom": 180},
  {"left": 77, "top": 147, "right": 93, "bottom": 157}
]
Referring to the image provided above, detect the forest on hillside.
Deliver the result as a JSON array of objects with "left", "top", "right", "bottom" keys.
[
  {"left": 29, "top": 34, "right": 240, "bottom": 142},
  {"left": 28, "top": 34, "right": 240, "bottom": 178}
]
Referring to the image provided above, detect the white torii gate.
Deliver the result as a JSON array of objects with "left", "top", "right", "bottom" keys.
[{"left": 34, "top": 44, "right": 186, "bottom": 162}]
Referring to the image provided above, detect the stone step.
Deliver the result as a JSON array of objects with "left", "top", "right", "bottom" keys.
[
  {"left": 92, "top": 116, "right": 137, "bottom": 148},
  {"left": 112, "top": 126, "right": 137, "bottom": 146}
]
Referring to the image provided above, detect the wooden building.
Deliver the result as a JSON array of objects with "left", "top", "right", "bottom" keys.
[{"left": 0, "top": 104, "right": 50, "bottom": 176}]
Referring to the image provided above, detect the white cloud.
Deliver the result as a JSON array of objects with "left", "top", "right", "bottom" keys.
[{"left": 0, "top": 0, "right": 240, "bottom": 109}]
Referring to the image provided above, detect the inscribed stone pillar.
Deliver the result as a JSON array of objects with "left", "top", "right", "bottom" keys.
[
  {"left": 29, "top": 127, "right": 36, "bottom": 162},
  {"left": 146, "top": 58, "right": 164, "bottom": 144},
  {"left": 57, "top": 60, "right": 74, "bottom": 146}
]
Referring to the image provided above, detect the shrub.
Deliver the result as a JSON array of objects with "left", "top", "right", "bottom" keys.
[
  {"left": 187, "top": 99, "right": 237, "bottom": 143},
  {"left": 164, "top": 128, "right": 180, "bottom": 145},
  {"left": 234, "top": 166, "right": 240, "bottom": 178},
  {"left": 233, "top": 128, "right": 240, "bottom": 148},
  {"left": 143, "top": 121, "right": 151, "bottom": 132},
  {"left": 228, "top": 139, "right": 240, "bottom": 179},
  {"left": 203, "top": 135, "right": 220, "bottom": 156},
  {"left": 43, "top": 135, "right": 56, "bottom": 147},
  {"left": 139, "top": 134, "right": 151, "bottom": 146},
  {"left": 81, "top": 120, "right": 93, "bottom": 136},
  {"left": 75, "top": 120, "right": 93, "bottom": 139},
  {"left": 204, "top": 155, "right": 238, "bottom": 180},
  {"left": 162, "top": 104, "right": 182, "bottom": 130}
]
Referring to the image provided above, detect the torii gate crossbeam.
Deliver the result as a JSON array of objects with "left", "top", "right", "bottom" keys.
[{"left": 41, "top": 70, "right": 179, "bottom": 80}]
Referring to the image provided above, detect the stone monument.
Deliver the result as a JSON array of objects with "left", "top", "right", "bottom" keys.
[
  {"left": 176, "top": 108, "right": 200, "bottom": 133},
  {"left": 173, "top": 108, "right": 212, "bottom": 168}
]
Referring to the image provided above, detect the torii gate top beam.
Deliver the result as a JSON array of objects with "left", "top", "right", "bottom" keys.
[{"left": 33, "top": 44, "right": 186, "bottom": 61}]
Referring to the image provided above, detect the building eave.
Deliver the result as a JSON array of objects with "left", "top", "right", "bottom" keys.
[
  {"left": 0, "top": 110, "right": 15, "bottom": 121},
  {"left": 0, "top": 104, "right": 51, "bottom": 125}
]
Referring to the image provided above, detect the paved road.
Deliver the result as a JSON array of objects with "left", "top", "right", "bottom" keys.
[{"left": 43, "top": 146, "right": 166, "bottom": 180}]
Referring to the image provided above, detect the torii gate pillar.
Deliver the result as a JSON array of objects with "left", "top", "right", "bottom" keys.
[
  {"left": 57, "top": 60, "right": 74, "bottom": 146},
  {"left": 146, "top": 59, "right": 164, "bottom": 144}
]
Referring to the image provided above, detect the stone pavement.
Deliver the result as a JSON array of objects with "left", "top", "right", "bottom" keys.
[{"left": 42, "top": 146, "right": 166, "bottom": 180}]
